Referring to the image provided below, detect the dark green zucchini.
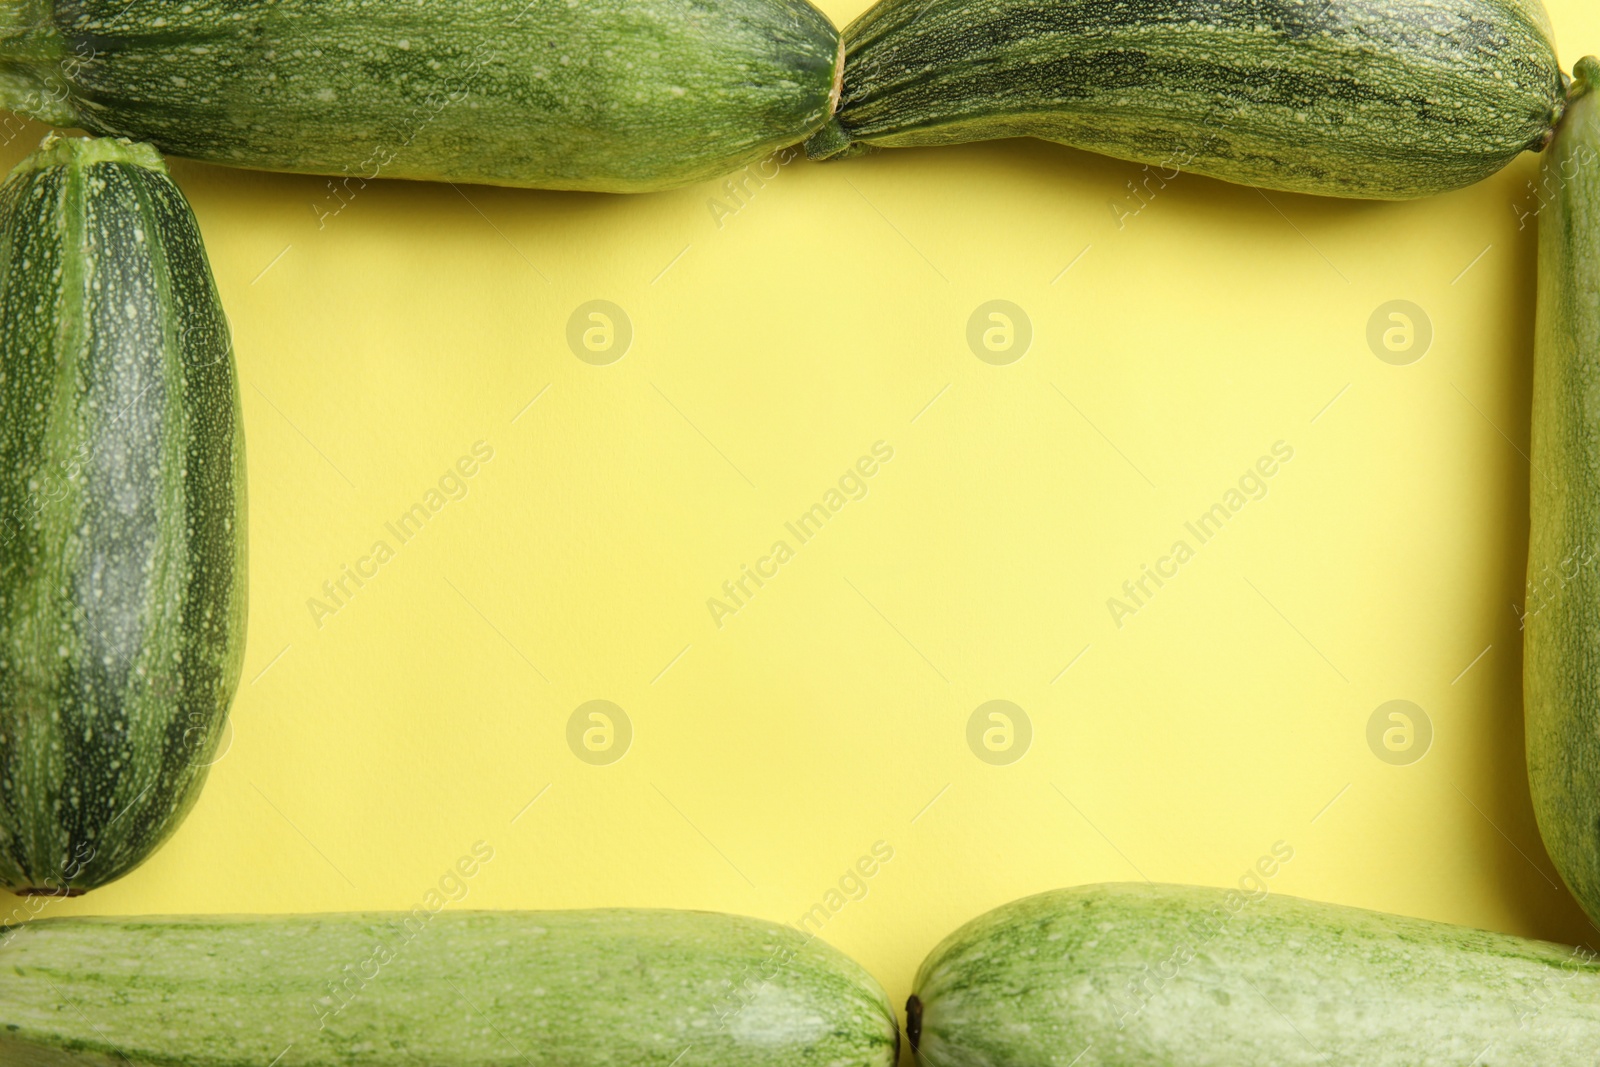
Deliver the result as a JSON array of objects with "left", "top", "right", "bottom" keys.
[
  {"left": 0, "top": 135, "right": 247, "bottom": 895},
  {"left": 0, "top": 0, "right": 843, "bottom": 194},
  {"left": 807, "top": 0, "right": 1569, "bottom": 199},
  {"left": 1526, "top": 56, "right": 1600, "bottom": 927},
  {"left": 0, "top": 908, "right": 899, "bottom": 1067},
  {"left": 911, "top": 883, "right": 1600, "bottom": 1067}
]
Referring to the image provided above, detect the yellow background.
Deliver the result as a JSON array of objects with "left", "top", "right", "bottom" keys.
[{"left": 8, "top": 1, "right": 1600, "bottom": 1056}]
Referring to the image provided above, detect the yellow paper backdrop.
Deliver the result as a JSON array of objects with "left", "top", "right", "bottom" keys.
[{"left": 5, "top": 1, "right": 1600, "bottom": 1058}]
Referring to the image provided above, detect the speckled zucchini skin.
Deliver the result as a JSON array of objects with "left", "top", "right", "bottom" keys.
[
  {"left": 910, "top": 883, "right": 1600, "bottom": 1067},
  {"left": 807, "top": 0, "right": 1568, "bottom": 199},
  {"left": 0, "top": 135, "right": 246, "bottom": 895},
  {"left": 0, "top": 909, "right": 899, "bottom": 1067},
  {"left": 0, "top": 0, "right": 842, "bottom": 194},
  {"left": 1526, "top": 58, "right": 1600, "bottom": 929}
]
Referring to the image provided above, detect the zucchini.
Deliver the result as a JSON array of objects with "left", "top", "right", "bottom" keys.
[
  {"left": 1526, "top": 57, "right": 1600, "bottom": 927},
  {"left": 910, "top": 883, "right": 1600, "bottom": 1066},
  {"left": 0, "top": 135, "right": 247, "bottom": 895},
  {"left": 0, "top": 908, "right": 900, "bottom": 1067},
  {"left": 0, "top": 0, "right": 843, "bottom": 194},
  {"left": 807, "top": 0, "right": 1568, "bottom": 200}
]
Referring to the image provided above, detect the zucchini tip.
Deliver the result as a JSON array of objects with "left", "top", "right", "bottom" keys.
[{"left": 1540, "top": 60, "right": 1600, "bottom": 150}]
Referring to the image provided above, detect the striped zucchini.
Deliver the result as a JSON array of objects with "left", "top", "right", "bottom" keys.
[
  {"left": 910, "top": 883, "right": 1600, "bottom": 1066},
  {"left": 0, "top": 0, "right": 843, "bottom": 194},
  {"left": 0, "top": 135, "right": 247, "bottom": 895},
  {"left": 0, "top": 908, "right": 899, "bottom": 1067},
  {"left": 806, "top": 0, "right": 1569, "bottom": 200},
  {"left": 1526, "top": 57, "right": 1600, "bottom": 927}
]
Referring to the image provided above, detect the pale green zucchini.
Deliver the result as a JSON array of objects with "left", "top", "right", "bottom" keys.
[
  {"left": 910, "top": 883, "right": 1600, "bottom": 1066},
  {"left": 1526, "top": 57, "right": 1600, "bottom": 927},
  {"left": 0, "top": 0, "right": 842, "bottom": 194},
  {"left": 0, "top": 135, "right": 247, "bottom": 895},
  {"left": 806, "top": 0, "right": 1568, "bottom": 199},
  {"left": 0, "top": 908, "right": 899, "bottom": 1067}
]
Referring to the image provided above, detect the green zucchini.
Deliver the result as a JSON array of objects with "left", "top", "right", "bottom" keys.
[
  {"left": 807, "top": 0, "right": 1568, "bottom": 200},
  {"left": 0, "top": 135, "right": 247, "bottom": 895},
  {"left": 0, "top": 908, "right": 899, "bottom": 1067},
  {"left": 0, "top": 0, "right": 843, "bottom": 194},
  {"left": 910, "top": 883, "right": 1600, "bottom": 1066},
  {"left": 1526, "top": 57, "right": 1600, "bottom": 928}
]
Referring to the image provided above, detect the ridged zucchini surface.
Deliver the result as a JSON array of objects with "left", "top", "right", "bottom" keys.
[
  {"left": 0, "top": 135, "right": 246, "bottom": 895},
  {"left": 0, "top": 0, "right": 842, "bottom": 194},
  {"left": 910, "top": 883, "right": 1600, "bottom": 1066},
  {"left": 807, "top": 0, "right": 1569, "bottom": 199},
  {"left": 1526, "top": 57, "right": 1600, "bottom": 927},
  {"left": 0, "top": 908, "right": 899, "bottom": 1067}
]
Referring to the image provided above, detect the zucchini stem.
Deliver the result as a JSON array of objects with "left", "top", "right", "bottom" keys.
[
  {"left": 804, "top": 35, "right": 855, "bottom": 161},
  {"left": 803, "top": 118, "right": 856, "bottom": 161},
  {"left": 829, "top": 35, "right": 845, "bottom": 117},
  {"left": 1545, "top": 58, "right": 1600, "bottom": 149},
  {"left": 1574, "top": 57, "right": 1600, "bottom": 99}
]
